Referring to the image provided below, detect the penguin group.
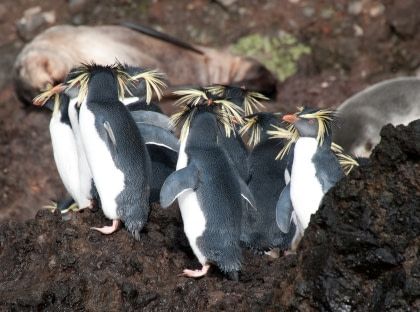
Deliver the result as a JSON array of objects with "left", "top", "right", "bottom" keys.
[
  {"left": 34, "top": 60, "right": 362, "bottom": 280},
  {"left": 33, "top": 62, "right": 177, "bottom": 240}
]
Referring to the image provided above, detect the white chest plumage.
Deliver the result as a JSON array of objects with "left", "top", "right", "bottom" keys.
[
  {"left": 67, "top": 99, "right": 92, "bottom": 208},
  {"left": 290, "top": 137, "right": 324, "bottom": 230},
  {"left": 78, "top": 102, "right": 125, "bottom": 220},
  {"left": 176, "top": 128, "right": 207, "bottom": 265},
  {"left": 49, "top": 111, "right": 80, "bottom": 202}
]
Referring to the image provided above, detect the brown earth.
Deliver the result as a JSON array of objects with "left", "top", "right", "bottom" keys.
[{"left": 1, "top": 0, "right": 420, "bottom": 311}]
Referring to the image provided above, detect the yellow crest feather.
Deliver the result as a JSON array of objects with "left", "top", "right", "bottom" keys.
[
  {"left": 267, "top": 124, "right": 299, "bottom": 160},
  {"left": 130, "top": 69, "right": 167, "bottom": 103},
  {"left": 239, "top": 115, "right": 261, "bottom": 147},
  {"left": 297, "top": 107, "right": 336, "bottom": 146},
  {"left": 171, "top": 88, "right": 243, "bottom": 141}
]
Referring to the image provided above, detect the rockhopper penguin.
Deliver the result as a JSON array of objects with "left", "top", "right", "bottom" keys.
[
  {"left": 239, "top": 112, "right": 296, "bottom": 254},
  {"left": 67, "top": 62, "right": 153, "bottom": 240},
  {"left": 277, "top": 106, "right": 345, "bottom": 251},
  {"left": 120, "top": 65, "right": 179, "bottom": 202},
  {"left": 205, "top": 84, "right": 268, "bottom": 182},
  {"left": 33, "top": 83, "right": 84, "bottom": 209},
  {"left": 160, "top": 89, "right": 256, "bottom": 280},
  {"left": 63, "top": 68, "right": 99, "bottom": 210}
]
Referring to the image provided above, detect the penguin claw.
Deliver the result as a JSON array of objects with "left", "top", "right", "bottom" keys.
[
  {"left": 284, "top": 250, "right": 297, "bottom": 256},
  {"left": 78, "top": 204, "right": 93, "bottom": 211},
  {"left": 181, "top": 264, "right": 210, "bottom": 278},
  {"left": 78, "top": 199, "right": 97, "bottom": 211},
  {"left": 90, "top": 220, "right": 120, "bottom": 235}
]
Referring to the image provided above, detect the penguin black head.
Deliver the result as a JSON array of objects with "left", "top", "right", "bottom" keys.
[
  {"left": 62, "top": 67, "right": 84, "bottom": 100},
  {"left": 171, "top": 87, "right": 244, "bottom": 142},
  {"left": 283, "top": 106, "right": 337, "bottom": 146},
  {"left": 123, "top": 65, "right": 167, "bottom": 104},
  {"left": 206, "top": 84, "right": 268, "bottom": 115},
  {"left": 240, "top": 112, "right": 282, "bottom": 147},
  {"left": 65, "top": 61, "right": 134, "bottom": 106}
]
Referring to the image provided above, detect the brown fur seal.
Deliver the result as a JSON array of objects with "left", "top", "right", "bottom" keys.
[
  {"left": 333, "top": 77, "right": 420, "bottom": 157},
  {"left": 13, "top": 24, "right": 278, "bottom": 104}
]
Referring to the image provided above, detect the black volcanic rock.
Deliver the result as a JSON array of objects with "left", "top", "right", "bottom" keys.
[
  {"left": 271, "top": 119, "right": 420, "bottom": 311},
  {"left": 0, "top": 201, "right": 292, "bottom": 311}
]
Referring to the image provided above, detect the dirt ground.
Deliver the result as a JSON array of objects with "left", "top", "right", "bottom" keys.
[{"left": 1, "top": 0, "right": 420, "bottom": 311}]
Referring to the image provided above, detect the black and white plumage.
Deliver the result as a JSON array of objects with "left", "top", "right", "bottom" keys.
[
  {"left": 63, "top": 68, "right": 99, "bottom": 210},
  {"left": 33, "top": 83, "right": 90, "bottom": 209},
  {"left": 277, "top": 106, "right": 345, "bottom": 251},
  {"left": 160, "top": 90, "right": 256, "bottom": 280},
  {"left": 239, "top": 112, "right": 296, "bottom": 254},
  {"left": 120, "top": 65, "right": 179, "bottom": 202},
  {"left": 68, "top": 62, "right": 152, "bottom": 240}
]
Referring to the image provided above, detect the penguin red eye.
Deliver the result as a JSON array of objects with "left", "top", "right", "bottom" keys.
[
  {"left": 309, "top": 120, "right": 314, "bottom": 125},
  {"left": 135, "top": 80, "right": 140, "bottom": 86}
]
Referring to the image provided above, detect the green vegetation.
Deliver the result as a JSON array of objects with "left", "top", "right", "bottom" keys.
[{"left": 231, "top": 32, "right": 311, "bottom": 81}]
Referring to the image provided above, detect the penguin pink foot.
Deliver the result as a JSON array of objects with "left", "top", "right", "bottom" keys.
[
  {"left": 78, "top": 205, "right": 92, "bottom": 211},
  {"left": 77, "top": 198, "right": 99, "bottom": 211},
  {"left": 182, "top": 264, "right": 210, "bottom": 278},
  {"left": 91, "top": 219, "right": 120, "bottom": 235}
]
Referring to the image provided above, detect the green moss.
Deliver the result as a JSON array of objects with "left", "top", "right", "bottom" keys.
[{"left": 231, "top": 32, "right": 311, "bottom": 81}]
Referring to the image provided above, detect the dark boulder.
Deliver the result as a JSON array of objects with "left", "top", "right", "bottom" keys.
[{"left": 271, "top": 119, "right": 420, "bottom": 311}]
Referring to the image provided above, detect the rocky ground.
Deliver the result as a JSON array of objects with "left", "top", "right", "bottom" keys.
[{"left": 1, "top": 0, "right": 420, "bottom": 311}]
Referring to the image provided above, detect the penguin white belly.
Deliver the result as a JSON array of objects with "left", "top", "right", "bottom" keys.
[
  {"left": 68, "top": 100, "right": 93, "bottom": 208},
  {"left": 49, "top": 114, "right": 80, "bottom": 202},
  {"left": 79, "top": 104, "right": 125, "bottom": 220},
  {"left": 290, "top": 138, "right": 324, "bottom": 230},
  {"left": 178, "top": 189, "right": 207, "bottom": 266},
  {"left": 176, "top": 129, "right": 189, "bottom": 170},
  {"left": 176, "top": 128, "right": 207, "bottom": 265}
]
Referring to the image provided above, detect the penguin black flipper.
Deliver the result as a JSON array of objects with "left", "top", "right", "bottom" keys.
[
  {"left": 127, "top": 100, "right": 164, "bottom": 114},
  {"left": 313, "top": 149, "right": 346, "bottom": 193},
  {"left": 137, "top": 123, "right": 180, "bottom": 152},
  {"left": 160, "top": 164, "right": 199, "bottom": 208},
  {"left": 276, "top": 183, "right": 294, "bottom": 233},
  {"left": 147, "top": 145, "right": 177, "bottom": 203},
  {"left": 130, "top": 110, "right": 171, "bottom": 130},
  {"left": 238, "top": 177, "right": 257, "bottom": 210}
]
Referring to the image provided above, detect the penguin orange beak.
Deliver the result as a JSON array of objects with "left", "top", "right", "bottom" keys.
[
  {"left": 51, "top": 83, "right": 67, "bottom": 94},
  {"left": 33, "top": 83, "right": 67, "bottom": 106},
  {"left": 231, "top": 116, "right": 241, "bottom": 125},
  {"left": 283, "top": 114, "right": 300, "bottom": 123},
  {"left": 33, "top": 97, "right": 45, "bottom": 106}
]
